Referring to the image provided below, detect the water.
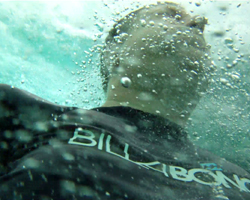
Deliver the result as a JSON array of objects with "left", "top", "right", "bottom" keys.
[{"left": 0, "top": 0, "right": 250, "bottom": 171}]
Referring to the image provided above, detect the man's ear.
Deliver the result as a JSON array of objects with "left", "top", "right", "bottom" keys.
[{"left": 186, "top": 15, "right": 208, "bottom": 33}]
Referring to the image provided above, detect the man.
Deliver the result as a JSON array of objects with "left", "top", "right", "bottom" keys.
[{"left": 0, "top": 2, "right": 249, "bottom": 200}]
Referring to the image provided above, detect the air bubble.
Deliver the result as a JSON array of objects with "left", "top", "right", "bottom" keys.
[
  {"left": 120, "top": 77, "right": 131, "bottom": 88},
  {"left": 62, "top": 153, "right": 75, "bottom": 161},
  {"left": 149, "top": 21, "right": 155, "bottom": 26},
  {"left": 140, "top": 19, "right": 146, "bottom": 27},
  {"left": 163, "top": 25, "right": 168, "bottom": 30},
  {"left": 175, "top": 14, "right": 181, "bottom": 20},
  {"left": 232, "top": 60, "right": 238, "bottom": 66},
  {"left": 194, "top": 61, "right": 199, "bottom": 65},
  {"left": 16, "top": 130, "right": 32, "bottom": 142},
  {"left": 224, "top": 38, "right": 233, "bottom": 44},
  {"left": 220, "top": 78, "right": 229, "bottom": 84},
  {"left": 231, "top": 74, "right": 240, "bottom": 80},
  {"left": 233, "top": 48, "right": 239, "bottom": 53},
  {"left": 105, "top": 192, "right": 110, "bottom": 196},
  {"left": 195, "top": 2, "right": 201, "bottom": 7}
]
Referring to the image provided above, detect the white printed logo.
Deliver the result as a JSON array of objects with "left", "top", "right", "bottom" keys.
[{"left": 68, "top": 128, "right": 250, "bottom": 193}]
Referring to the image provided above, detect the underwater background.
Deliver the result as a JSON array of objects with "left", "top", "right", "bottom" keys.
[{"left": 0, "top": 0, "right": 249, "bottom": 171}]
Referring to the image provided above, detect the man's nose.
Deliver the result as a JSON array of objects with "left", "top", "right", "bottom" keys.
[{"left": 185, "top": 15, "right": 208, "bottom": 33}]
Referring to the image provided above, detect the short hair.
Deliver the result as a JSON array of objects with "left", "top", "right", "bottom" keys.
[{"left": 100, "top": 1, "right": 209, "bottom": 93}]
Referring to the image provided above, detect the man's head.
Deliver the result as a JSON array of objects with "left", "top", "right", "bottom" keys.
[
  {"left": 100, "top": 1, "right": 212, "bottom": 126},
  {"left": 101, "top": 1, "right": 211, "bottom": 90}
]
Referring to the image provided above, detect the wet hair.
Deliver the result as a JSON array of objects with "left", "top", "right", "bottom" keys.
[{"left": 100, "top": 1, "right": 209, "bottom": 93}]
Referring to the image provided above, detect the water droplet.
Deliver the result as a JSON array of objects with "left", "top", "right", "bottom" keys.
[
  {"left": 120, "top": 77, "right": 131, "bottom": 88},
  {"left": 137, "top": 74, "right": 142, "bottom": 78}
]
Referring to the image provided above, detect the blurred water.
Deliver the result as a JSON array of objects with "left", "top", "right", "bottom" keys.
[{"left": 0, "top": 0, "right": 250, "bottom": 171}]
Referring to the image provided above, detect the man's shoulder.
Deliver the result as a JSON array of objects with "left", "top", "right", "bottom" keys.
[
  {"left": 0, "top": 84, "right": 76, "bottom": 120},
  {"left": 196, "top": 146, "right": 249, "bottom": 177},
  {"left": 0, "top": 84, "right": 72, "bottom": 110}
]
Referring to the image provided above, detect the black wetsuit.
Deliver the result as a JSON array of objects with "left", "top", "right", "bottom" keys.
[{"left": 0, "top": 84, "right": 249, "bottom": 200}]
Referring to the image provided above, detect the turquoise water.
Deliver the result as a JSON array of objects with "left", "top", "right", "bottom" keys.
[{"left": 0, "top": 1, "right": 249, "bottom": 171}]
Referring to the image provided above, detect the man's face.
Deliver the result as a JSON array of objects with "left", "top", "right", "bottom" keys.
[{"left": 114, "top": 5, "right": 210, "bottom": 101}]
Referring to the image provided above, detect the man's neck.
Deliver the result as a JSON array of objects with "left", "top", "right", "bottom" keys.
[{"left": 101, "top": 80, "right": 191, "bottom": 127}]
